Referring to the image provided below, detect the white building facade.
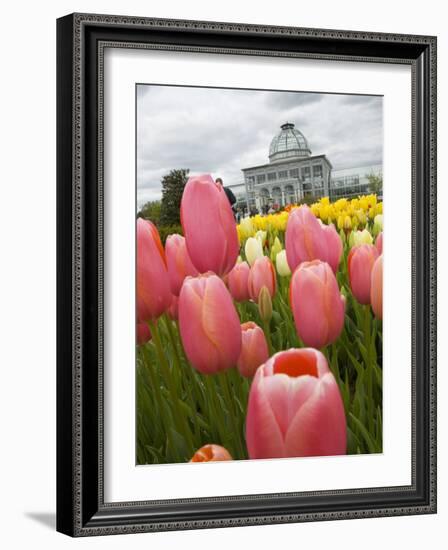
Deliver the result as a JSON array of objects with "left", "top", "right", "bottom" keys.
[
  {"left": 240, "top": 122, "right": 332, "bottom": 212},
  {"left": 228, "top": 122, "right": 382, "bottom": 212}
]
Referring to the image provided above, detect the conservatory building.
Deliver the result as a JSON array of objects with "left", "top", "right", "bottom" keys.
[{"left": 241, "top": 122, "right": 332, "bottom": 212}]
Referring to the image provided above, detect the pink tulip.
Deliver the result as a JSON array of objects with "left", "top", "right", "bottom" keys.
[
  {"left": 167, "top": 295, "right": 179, "bottom": 320},
  {"left": 290, "top": 260, "right": 345, "bottom": 348},
  {"left": 237, "top": 322, "right": 270, "bottom": 378},
  {"left": 246, "top": 348, "right": 347, "bottom": 459},
  {"left": 165, "top": 234, "right": 199, "bottom": 296},
  {"left": 370, "top": 255, "right": 383, "bottom": 319},
  {"left": 348, "top": 244, "right": 379, "bottom": 305},
  {"left": 181, "top": 174, "right": 239, "bottom": 276},
  {"left": 190, "top": 444, "right": 232, "bottom": 462},
  {"left": 321, "top": 222, "right": 343, "bottom": 273},
  {"left": 136, "top": 218, "right": 172, "bottom": 322},
  {"left": 228, "top": 261, "right": 251, "bottom": 302},
  {"left": 285, "top": 206, "right": 342, "bottom": 273},
  {"left": 248, "top": 257, "right": 276, "bottom": 301},
  {"left": 136, "top": 322, "right": 151, "bottom": 345},
  {"left": 178, "top": 273, "right": 242, "bottom": 374},
  {"left": 375, "top": 231, "right": 383, "bottom": 255}
]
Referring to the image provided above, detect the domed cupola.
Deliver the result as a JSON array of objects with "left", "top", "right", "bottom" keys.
[{"left": 269, "top": 122, "right": 311, "bottom": 163}]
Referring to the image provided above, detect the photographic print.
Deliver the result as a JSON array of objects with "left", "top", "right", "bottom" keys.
[{"left": 136, "top": 84, "right": 383, "bottom": 465}]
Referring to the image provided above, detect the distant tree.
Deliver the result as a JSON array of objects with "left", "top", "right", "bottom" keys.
[
  {"left": 137, "top": 200, "right": 162, "bottom": 225},
  {"left": 159, "top": 168, "right": 189, "bottom": 226},
  {"left": 366, "top": 172, "right": 383, "bottom": 196}
]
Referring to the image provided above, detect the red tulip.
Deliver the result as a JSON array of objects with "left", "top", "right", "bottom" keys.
[
  {"left": 136, "top": 218, "right": 172, "bottom": 322},
  {"left": 248, "top": 257, "right": 276, "bottom": 301},
  {"left": 178, "top": 273, "right": 241, "bottom": 374},
  {"left": 246, "top": 348, "right": 347, "bottom": 459},
  {"left": 228, "top": 261, "right": 251, "bottom": 302},
  {"left": 190, "top": 444, "right": 232, "bottom": 462},
  {"left": 285, "top": 206, "right": 342, "bottom": 273},
  {"left": 165, "top": 234, "right": 199, "bottom": 296},
  {"left": 290, "top": 260, "right": 345, "bottom": 348},
  {"left": 237, "top": 322, "right": 270, "bottom": 378},
  {"left": 370, "top": 255, "right": 383, "bottom": 319},
  {"left": 375, "top": 231, "right": 383, "bottom": 255},
  {"left": 136, "top": 322, "right": 151, "bottom": 345},
  {"left": 181, "top": 174, "right": 239, "bottom": 276},
  {"left": 348, "top": 244, "right": 379, "bottom": 305}
]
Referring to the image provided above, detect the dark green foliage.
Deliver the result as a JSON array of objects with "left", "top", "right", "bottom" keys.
[
  {"left": 159, "top": 168, "right": 189, "bottom": 227},
  {"left": 138, "top": 200, "right": 162, "bottom": 225}
]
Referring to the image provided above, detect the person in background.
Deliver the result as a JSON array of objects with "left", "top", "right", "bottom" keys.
[{"left": 216, "top": 178, "right": 237, "bottom": 211}]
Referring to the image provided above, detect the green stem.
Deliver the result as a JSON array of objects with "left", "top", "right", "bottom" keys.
[
  {"left": 218, "top": 371, "right": 245, "bottom": 460},
  {"left": 262, "top": 319, "right": 274, "bottom": 356},
  {"left": 163, "top": 315, "right": 200, "bottom": 444},
  {"left": 363, "top": 305, "right": 374, "bottom": 434},
  {"left": 149, "top": 320, "right": 195, "bottom": 458},
  {"left": 204, "top": 374, "right": 228, "bottom": 447}
]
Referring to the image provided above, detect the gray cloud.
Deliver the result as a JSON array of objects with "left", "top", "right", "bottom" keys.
[{"left": 137, "top": 85, "right": 382, "bottom": 207}]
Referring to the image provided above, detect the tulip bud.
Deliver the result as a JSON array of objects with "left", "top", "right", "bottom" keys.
[
  {"left": 275, "top": 249, "right": 291, "bottom": 277},
  {"left": 181, "top": 174, "right": 239, "bottom": 276},
  {"left": 370, "top": 255, "right": 383, "bottom": 319},
  {"left": 258, "top": 286, "right": 273, "bottom": 323},
  {"left": 373, "top": 214, "right": 383, "bottom": 235},
  {"left": 245, "top": 236, "right": 264, "bottom": 266},
  {"left": 348, "top": 244, "right": 379, "bottom": 305},
  {"left": 290, "top": 260, "right": 345, "bottom": 349},
  {"left": 237, "top": 322, "right": 270, "bottom": 377},
  {"left": 248, "top": 257, "right": 276, "bottom": 301},
  {"left": 136, "top": 218, "right": 172, "bottom": 322},
  {"left": 178, "top": 273, "right": 242, "bottom": 374},
  {"left": 246, "top": 348, "right": 347, "bottom": 458},
  {"left": 270, "top": 236, "right": 283, "bottom": 262},
  {"left": 190, "top": 444, "right": 232, "bottom": 462},
  {"left": 227, "top": 261, "right": 251, "bottom": 302}
]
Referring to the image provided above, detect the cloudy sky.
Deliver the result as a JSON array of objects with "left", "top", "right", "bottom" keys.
[{"left": 137, "top": 84, "right": 383, "bottom": 207}]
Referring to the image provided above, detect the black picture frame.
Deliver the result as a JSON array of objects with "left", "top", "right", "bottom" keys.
[{"left": 56, "top": 13, "right": 437, "bottom": 537}]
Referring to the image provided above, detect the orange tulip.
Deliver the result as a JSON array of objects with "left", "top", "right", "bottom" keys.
[{"left": 190, "top": 444, "right": 233, "bottom": 462}]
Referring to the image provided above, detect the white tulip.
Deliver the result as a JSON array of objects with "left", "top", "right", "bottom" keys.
[
  {"left": 276, "top": 250, "right": 291, "bottom": 277},
  {"left": 245, "top": 237, "right": 264, "bottom": 266}
]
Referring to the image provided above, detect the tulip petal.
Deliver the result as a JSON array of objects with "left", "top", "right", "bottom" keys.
[
  {"left": 285, "top": 373, "right": 347, "bottom": 457},
  {"left": 246, "top": 374, "right": 286, "bottom": 459}
]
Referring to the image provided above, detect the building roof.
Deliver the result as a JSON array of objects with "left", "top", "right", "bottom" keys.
[
  {"left": 269, "top": 122, "right": 311, "bottom": 162},
  {"left": 242, "top": 154, "right": 332, "bottom": 172}
]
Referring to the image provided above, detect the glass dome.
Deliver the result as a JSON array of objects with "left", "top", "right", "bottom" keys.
[{"left": 269, "top": 122, "right": 311, "bottom": 162}]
